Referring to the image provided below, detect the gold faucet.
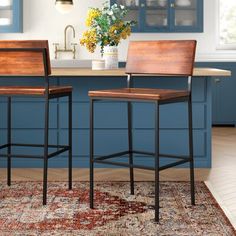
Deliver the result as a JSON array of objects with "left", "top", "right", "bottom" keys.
[{"left": 53, "top": 25, "right": 77, "bottom": 59}]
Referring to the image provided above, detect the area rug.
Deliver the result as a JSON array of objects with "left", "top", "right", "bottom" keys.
[{"left": 0, "top": 181, "right": 235, "bottom": 236}]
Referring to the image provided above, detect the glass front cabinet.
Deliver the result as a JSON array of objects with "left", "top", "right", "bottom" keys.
[
  {"left": 0, "top": 0, "right": 23, "bottom": 33},
  {"left": 111, "top": 0, "right": 203, "bottom": 33}
]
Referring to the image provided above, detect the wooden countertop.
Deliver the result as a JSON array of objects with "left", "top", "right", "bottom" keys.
[{"left": 51, "top": 68, "right": 231, "bottom": 77}]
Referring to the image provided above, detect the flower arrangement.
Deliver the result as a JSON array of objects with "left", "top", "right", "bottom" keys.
[{"left": 80, "top": 2, "right": 136, "bottom": 55}]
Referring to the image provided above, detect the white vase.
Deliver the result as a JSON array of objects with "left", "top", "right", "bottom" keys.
[{"left": 103, "top": 46, "right": 119, "bottom": 70}]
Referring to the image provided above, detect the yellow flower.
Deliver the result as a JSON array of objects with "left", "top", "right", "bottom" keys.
[
  {"left": 80, "top": 6, "right": 133, "bottom": 54},
  {"left": 80, "top": 29, "right": 98, "bottom": 53},
  {"left": 108, "top": 24, "right": 121, "bottom": 44},
  {"left": 121, "top": 26, "right": 131, "bottom": 39},
  {"left": 103, "top": 39, "right": 109, "bottom": 46},
  {"left": 86, "top": 8, "right": 101, "bottom": 27}
]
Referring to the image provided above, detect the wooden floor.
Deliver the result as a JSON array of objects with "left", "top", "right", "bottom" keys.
[
  {"left": 0, "top": 127, "right": 235, "bottom": 228},
  {"left": 205, "top": 128, "right": 236, "bottom": 229}
]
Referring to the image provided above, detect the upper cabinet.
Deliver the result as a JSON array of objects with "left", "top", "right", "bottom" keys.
[
  {"left": 111, "top": 0, "right": 203, "bottom": 33},
  {"left": 0, "top": 0, "right": 23, "bottom": 33}
]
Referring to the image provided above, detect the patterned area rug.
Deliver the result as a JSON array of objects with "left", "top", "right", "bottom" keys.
[{"left": 0, "top": 181, "right": 235, "bottom": 236}]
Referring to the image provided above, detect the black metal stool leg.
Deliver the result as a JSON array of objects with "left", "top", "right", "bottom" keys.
[
  {"left": 155, "top": 101, "right": 160, "bottom": 222},
  {"left": 43, "top": 97, "right": 49, "bottom": 205},
  {"left": 127, "top": 102, "right": 134, "bottom": 195},
  {"left": 90, "top": 99, "right": 94, "bottom": 209},
  {"left": 188, "top": 98, "right": 195, "bottom": 206},
  {"left": 68, "top": 93, "right": 72, "bottom": 190},
  {"left": 7, "top": 97, "right": 11, "bottom": 186}
]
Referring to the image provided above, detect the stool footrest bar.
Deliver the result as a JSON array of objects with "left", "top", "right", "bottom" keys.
[
  {"left": 94, "top": 159, "right": 190, "bottom": 171},
  {"left": 95, "top": 151, "right": 130, "bottom": 161},
  {"left": 0, "top": 154, "right": 43, "bottom": 159},
  {"left": 133, "top": 150, "right": 190, "bottom": 160},
  {"left": 159, "top": 159, "right": 190, "bottom": 171},
  {"left": 48, "top": 147, "right": 69, "bottom": 158},
  {"left": 11, "top": 143, "right": 68, "bottom": 148},
  {"left": 94, "top": 159, "right": 155, "bottom": 171},
  {"left": 0, "top": 144, "right": 70, "bottom": 159},
  {"left": 0, "top": 144, "right": 10, "bottom": 150}
]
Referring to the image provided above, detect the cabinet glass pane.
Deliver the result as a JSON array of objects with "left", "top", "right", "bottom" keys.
[
  {"left": 146, "top": 10, "right": 168, "bottom": 27},
  {"left": 145, "top": 0, "right": 168, "bottom": 27},
  {"left": 174, "top": 0, "right": 197, "bottom": 27},
  {"left": 124, "top": 9, "right": 139, "bottom": 23},
  {"left": 0, "top": 0, "right": 13, "bottom": 26},
  {"left": 116, "top": 0, "right": 139, "bottom": 7},
  {"left": 116, "top": 0, "right": 139, "bottom": 28},
  {"left": 147, "top": 0, "right": 168, "bottom": 7}
]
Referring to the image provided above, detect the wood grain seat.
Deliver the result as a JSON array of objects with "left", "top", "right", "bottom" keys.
[
  {"left": 0, "top": 86, "right": 72, "bottom": 96},
  {"left": 89, "top": 88, "right": 190, "bottom": 100}
]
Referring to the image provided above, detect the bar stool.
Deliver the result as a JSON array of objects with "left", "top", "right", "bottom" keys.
[
  {"left": 89, "top": 40, "right": 197, "bottom": 222},
  {"left": 0, "top": 40, "right": 72, "bottom": 205}
]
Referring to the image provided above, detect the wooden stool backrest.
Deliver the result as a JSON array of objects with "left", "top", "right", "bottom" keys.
[
  {"left": 126, "top": 40, "right": 196, "bottom": 76},
  {"left": 0, "top": 40, "right": 51, "bottom": 76}
]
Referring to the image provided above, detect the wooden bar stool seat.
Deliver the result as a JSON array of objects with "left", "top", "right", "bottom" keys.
[
  {"left": 89, "top": 40, "right": 197, "bottom": 223},
  {"left": 89, "top": 88, "right": 190, "bottom": 101},
  {"left": 0, "top": 86, "right": 72, "bottom": 96}
]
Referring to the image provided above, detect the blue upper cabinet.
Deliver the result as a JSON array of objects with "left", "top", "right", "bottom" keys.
[
  {"left": 111, "top": 0, "right": 203, "bottom": 33},
  {"left": 0, "top": 0, "right": 23, "bottom": 33}
]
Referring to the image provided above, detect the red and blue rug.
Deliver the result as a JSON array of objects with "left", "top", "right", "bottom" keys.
[{"left": 0, "top": 181, "right": 235, "bottom": 235}]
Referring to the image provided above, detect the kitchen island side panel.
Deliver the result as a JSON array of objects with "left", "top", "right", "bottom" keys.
[{"left": 0, "top": 75, "right": 211, "bottom": 168}]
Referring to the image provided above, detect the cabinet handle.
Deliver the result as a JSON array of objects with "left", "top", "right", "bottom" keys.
[
  {"left": 170, "top": 3, "right": 175, "bottom": 8},
  {"left": 215, "top": 78, "right": 221, "bottom": 83}
]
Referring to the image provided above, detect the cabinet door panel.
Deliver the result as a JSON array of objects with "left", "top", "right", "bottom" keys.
[
  {"left": 145, "top": 9, "right": 169, "bottom": 29},
  {"left": 174, "top": 0, "right": 197, "bottom": 27},
  {"left": 171, "top": 0, "right": 203, "bottom": 32}
]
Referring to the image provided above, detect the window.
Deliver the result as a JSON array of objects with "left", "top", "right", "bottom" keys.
[{"left": 218, "top": 0, "right": 236, "bottom": 49}]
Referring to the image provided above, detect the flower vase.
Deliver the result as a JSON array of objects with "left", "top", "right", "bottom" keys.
[{"left": 103, "top": 46, "right": 119, "bottom": 69}]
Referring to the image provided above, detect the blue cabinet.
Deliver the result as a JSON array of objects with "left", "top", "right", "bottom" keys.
[
  {"left": 0, "top": 0, "right": 23, "bottom": 33},
  {"left": 0, "top": 75, "right": 212, "bottom": 168},
  {"left": 111, "top": 0, "right": 203, "bottom": 33},
  {"left": 196, "top": 62, "right": 236, "bottom": 126}
]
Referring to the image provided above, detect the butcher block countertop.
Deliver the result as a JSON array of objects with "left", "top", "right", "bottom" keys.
[{"left": 51, "top": 68, "right": 231, "bottom": 77}]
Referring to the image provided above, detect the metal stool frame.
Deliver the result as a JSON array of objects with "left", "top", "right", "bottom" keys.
[{"left": 89, "top": 74, "right": 195, "bottom": 222}]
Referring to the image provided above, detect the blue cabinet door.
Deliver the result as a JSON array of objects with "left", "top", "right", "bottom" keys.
[
  {"left": 111, "top": 0, "right": 203, "bottom": 33},
  {"left": 0, "top": 0, "right": 23, "bottom": 33},
  {"left": 197, "top": 62, "right": 236, "bottom": 126},
  {"left": 170, "top": 0, "right": 203, "bottom": 32},
  {"left": 140, "top": 0, "right": 170, "bottom": 32}
]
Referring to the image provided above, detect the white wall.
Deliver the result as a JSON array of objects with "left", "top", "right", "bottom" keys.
[{"left": 0, "top": 0, "right": 235, "bottom": 61}]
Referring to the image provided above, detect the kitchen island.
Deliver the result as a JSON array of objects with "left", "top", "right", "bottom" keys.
[{"left": 0, "top": 68, "right": 231, "bottom": 168}]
